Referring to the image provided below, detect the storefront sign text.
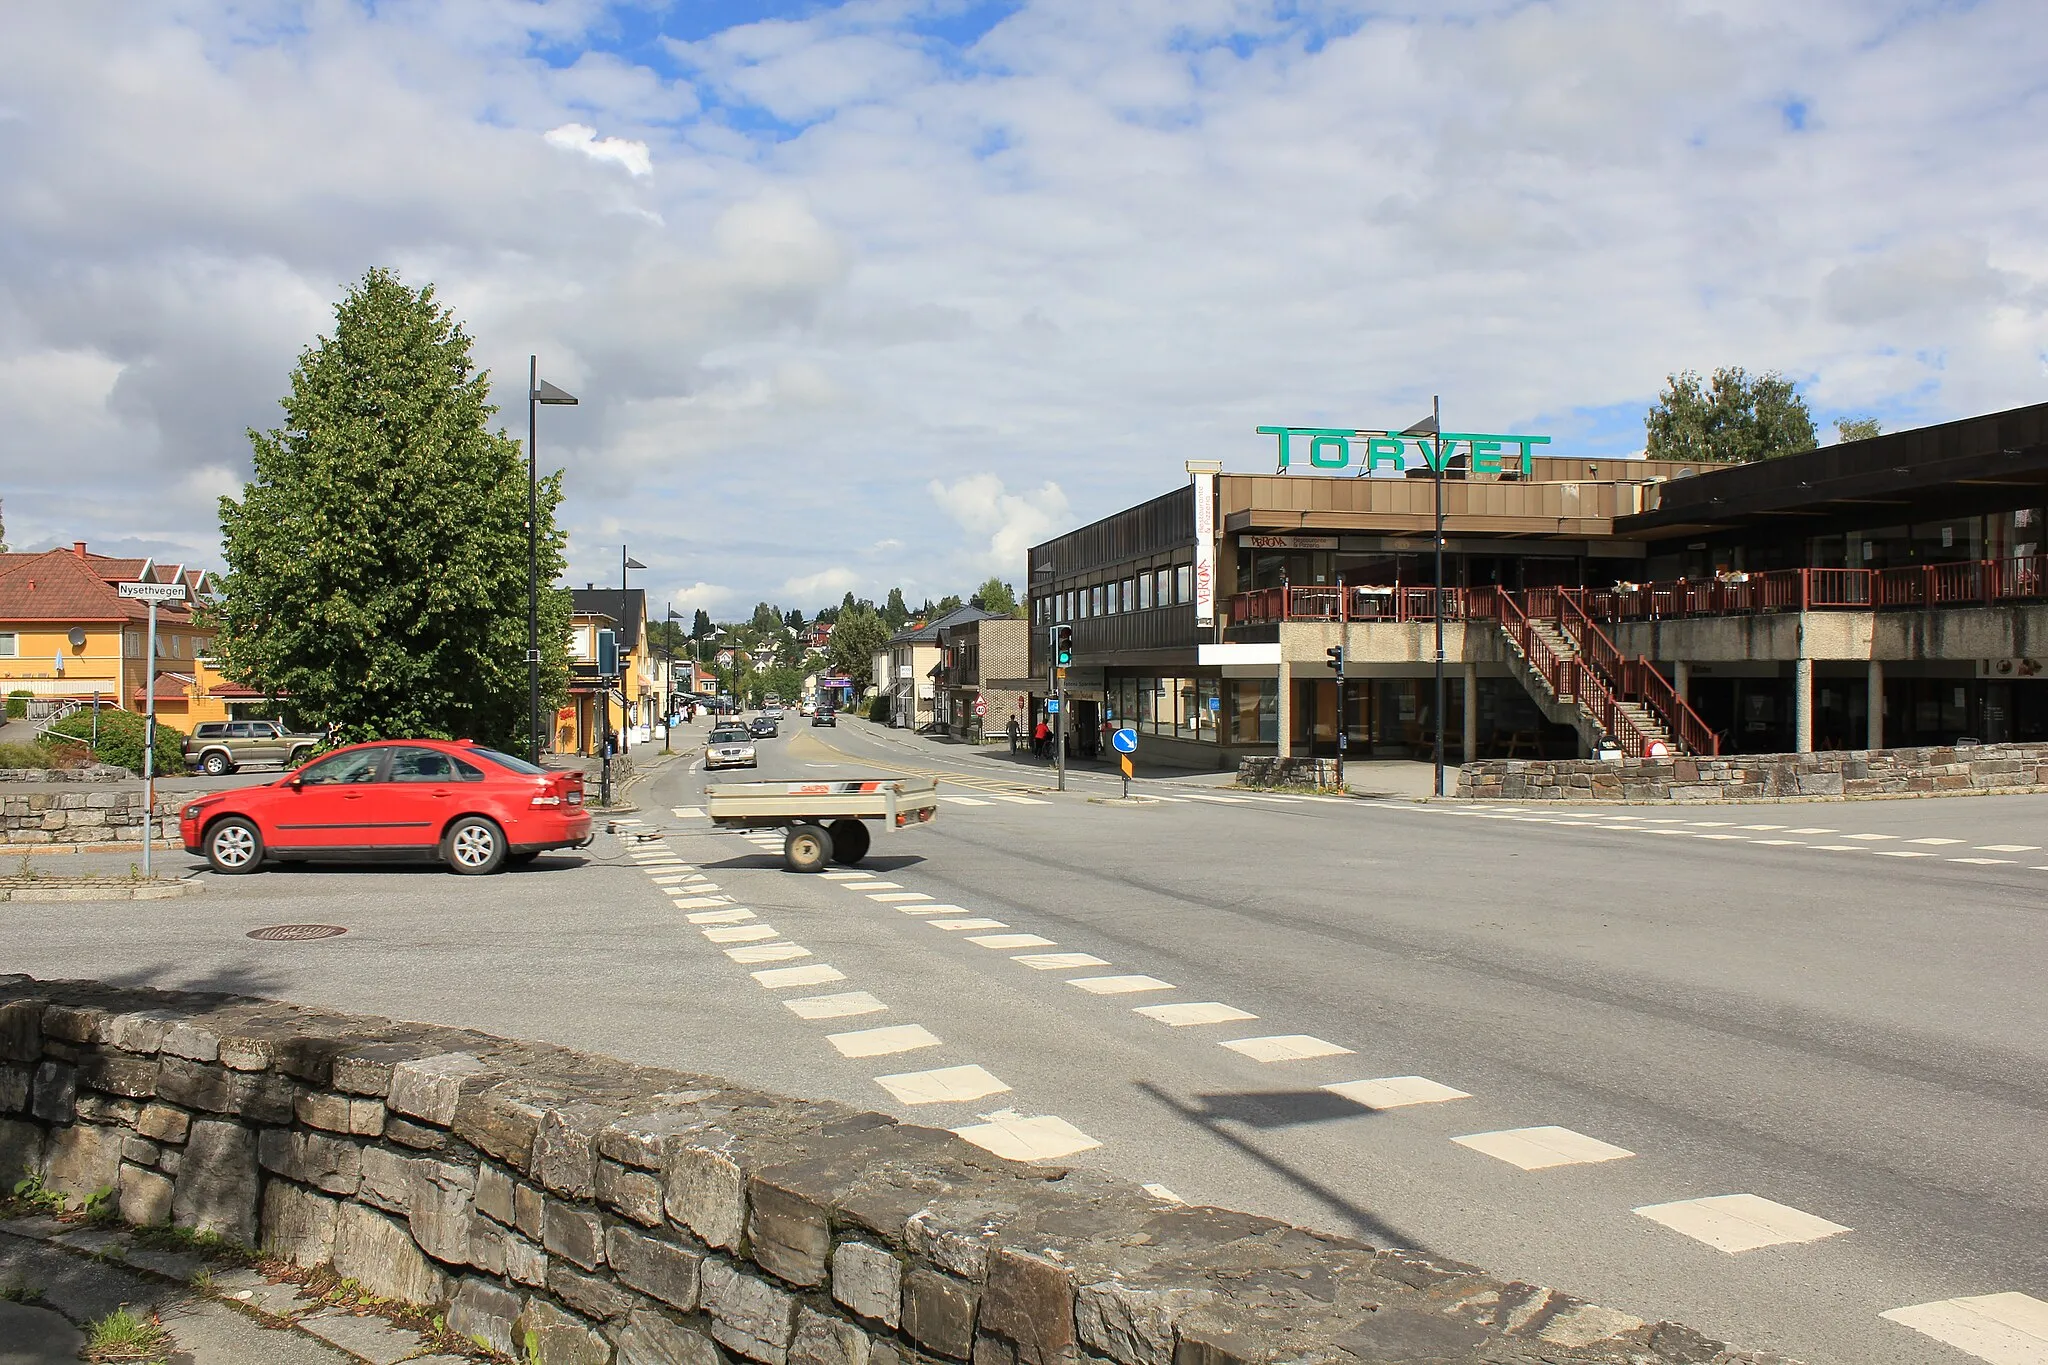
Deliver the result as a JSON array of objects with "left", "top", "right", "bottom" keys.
[{"left": 1256, "top": 425, "right": 1550, "bottom": 476}]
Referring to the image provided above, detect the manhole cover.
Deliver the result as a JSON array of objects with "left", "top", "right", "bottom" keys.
[{"left": 245, "top": 924, "right": 348, "bottom": 941}]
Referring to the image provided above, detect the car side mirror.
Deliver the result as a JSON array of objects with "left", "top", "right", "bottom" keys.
[{"left": 288, "top": 776, "right": 304, "bottom": 790}]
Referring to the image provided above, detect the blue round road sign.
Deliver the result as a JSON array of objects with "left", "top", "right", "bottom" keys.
[{"left": 1112, "top": 727, "right": 1139, "bottom": 754}]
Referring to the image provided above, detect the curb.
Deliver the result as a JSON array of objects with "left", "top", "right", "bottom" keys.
[{"left": 0, "top": 878, "right": 203, "bottom": 901}]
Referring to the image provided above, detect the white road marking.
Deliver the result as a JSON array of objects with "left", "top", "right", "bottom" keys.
[
  {"left": 942, "top": 796, "right": 993, "bottom": 807},
  {"left": 671, "top": 807, "right": 707, "bottom": 818},
  {"left": 613, "top": 817, "right": 644, "bottom": 825},
  {"left": 1183, "top": 794, "right": 1249, "bottom": 804},
  {"left": 1881, "top": 1292, "right": 2048, "bottom": 1364},
  {"left": 930, "top": 917, "right": 1009, "bottom": 931},
  {"left": 827, "top": 1024, "right": 942, "bottom": 1058},
  {"left": 1784, "top": 827, "right": 1837, "bottom": 834},
  {"left": 1694, "top": 834, "right": 1749, "bottom": 841},
  {"left": 1908, "top": 836, "right": 1967, "bottom": 845},
  {"left": 821, "top": 871, "right": 870, "bottom": 880},
  {"left": 1811, "top": 845, "right": 1865, "bottom": 852},
  {"left": 967, "top": 934, "right": 1057, "bottom": 949},
  {"left": 952, "top": 1111, "right": 1101, "bottom": 1161},
  {"left": 1686, "top": 821, "right": 1734, "bottom": 827},
  {"left": 1736, "top": 824, "right": 1786, "bottom": 831},
  {"left": 874, "top": 1064, "right": 1011, "bottom": 1104},
  {"left": 992, "top": 795, "right": 1052, "bottom": 805},
  {"left": 1142, "top": 1183, "right": 1185, "bottom": 1203},
  {"left": 727, "top": 943, "right": 810, "bottom": 964},
  {"left": 841, "top": 880, "right": 902, "bottom": 890},
  {"left": 1633, "top": 1194, "right": 1850, "bottom": 1253},
  {"left": 1135, "top": 1002, "right": 1257, "bottom": 1027},
  {"left": 1978, "top": 844, "right": 2040, "bottom": 852},
  {"left": 1451, "top": 1126, "right": 1635, "bottom": 1170},
  {"left": 651, "top": 874, "right": 699, "bottom": 885},
  {"left": 1951, "top": 857, "right": 2016, "bottom": 865},
  {"left": 1322, "top": 1076, "right": 1471, "bottom": 1110},
  {"left": 702, "top": 924, "right": 778, "bottom": 943},
  {"left": 671, "top": 896, "right": 735, "bottom": 909},
  {"left": 784, "top": 991, "right": 886, "bottom": 1020},
  {"left": 1874, "top": 850, "right": 1935, "bottom": 858},
  {"left": 868, "top": 892, "right": 933, "bottom": 903},
  {"left": 1067, "top": 974, "right": 1173, "bottom": 995},
  {"left": 753, "top": 964, "right": 846, "bottom": 989},
  {"left": 687, "top": 909, "right": 755, "bottom": 925},
  {"left": 1015, "top": 952, "right": 1110, "bottom": 970},
  {"left": 1222, "top": 1034, "right": 1354, "bottom": 1063},
  {"left": 1844, "top": 832, "right": 1897, "bottom": 841},
  {"left": 1751, "top": 839, "right": 1805, "bottom": 846}
]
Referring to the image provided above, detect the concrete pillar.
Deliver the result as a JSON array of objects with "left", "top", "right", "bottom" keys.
[
  {"left": 1462, "top": 663, "right": 1479, "bottom": 761},
  {"left": 1794, "top": 657, "right": 1814, "bottom": 754},
  {"left": 1276, "top": 660, "right": 1293, "bottom": 758},
  {"left": 1866, "top": 659, "right": 1884, "bottom": 751},
  {"left": 1672, "top": 659, "right": 1690, "bottom": 702}
]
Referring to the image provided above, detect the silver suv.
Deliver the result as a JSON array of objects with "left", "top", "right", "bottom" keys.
[{"left": 185, "top": 720, "right": 321, "bottom": 776}]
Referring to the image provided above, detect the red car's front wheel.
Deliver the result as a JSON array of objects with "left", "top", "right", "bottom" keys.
[{"left": 205, "top": 818, "right": 264, "bottom": 875}]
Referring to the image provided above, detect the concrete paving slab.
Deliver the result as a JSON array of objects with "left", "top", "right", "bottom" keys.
[{"left": 0, "top": 1299, "right": 85, "bottom": 1365}]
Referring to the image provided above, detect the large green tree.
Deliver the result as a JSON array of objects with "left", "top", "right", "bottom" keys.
[
  {"left": 826, "top": 605, "right": 889, "bottom": 692},
  {"left": 215, "top": 268, "right": 569, "bottom": 746},
  {"left": 881, "top": 587, "right": 909, "bottom": 629},
  {"left": 1645, "top": 367, "right": 1816, "bottom": 464},
  {"left": 970, "top": 577, "right": 1022, "bottom": 617}
]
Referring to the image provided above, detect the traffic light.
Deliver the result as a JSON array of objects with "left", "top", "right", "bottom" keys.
[
  {"left": 1052, "top": 625, "right": 1073, "bottom": 667},
  {"left": 1325, "top": 645, "right": 1344, "bottom": 672}
]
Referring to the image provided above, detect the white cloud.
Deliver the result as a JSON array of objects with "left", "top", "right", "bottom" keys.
[
  {"left": 667, "top": 582, "right": 734, "bottom": 614},
  {"left": 1, "top": 0, "right": 2044, "bottom": 608},
  {"left": 927, "top": 476, "right": 1074, "bottom": 575},
  {"left": 781, "top": 567, "right": 859, "bottom": 602},
  {"left": 543, "top": 122, "right": 654, "bottom": 177}
]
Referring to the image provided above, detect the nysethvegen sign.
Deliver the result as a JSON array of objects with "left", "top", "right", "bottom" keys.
[{"left": 1257, "top": 425, "right": 1550, "bottom": 475}]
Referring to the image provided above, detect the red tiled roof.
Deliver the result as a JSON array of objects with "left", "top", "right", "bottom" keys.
[
  {"left": 207, "top": 682, "right": 267, "bottom": 698},
  {"left": 131, "top": 672, "right": 194, "bottom": 705},
  {"left": 0, "top": 548, "right": 201, "bottom": 625}
]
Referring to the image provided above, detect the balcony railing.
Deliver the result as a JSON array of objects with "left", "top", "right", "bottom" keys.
[{"left": 1228, "top": 585, "right": 1466, "bottom": 625}]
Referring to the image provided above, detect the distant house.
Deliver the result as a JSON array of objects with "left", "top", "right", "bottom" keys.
[
  {"left": 0, "top": 542, "right": 230, "bottom": 727},
  {"left": 566, "top": 587, "right": 659, "bottom": 755},
  {"left": 884, "top": 606, "right": 1002, "bottom": 730},
  {"left": 935, "top": 616, "right": 1030, "bottom": 738}
]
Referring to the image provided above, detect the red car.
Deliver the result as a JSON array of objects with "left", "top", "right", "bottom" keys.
[{"left": 179, "top": 739, "right": 591, "bottom": 876}]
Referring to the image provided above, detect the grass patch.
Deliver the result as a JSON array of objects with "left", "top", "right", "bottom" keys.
[
  {"left": 3, "top": 1173, "right": 66, "bottom": 1218},
  {"left": 129, "top": 1224, "right": 257, "bottom": 1265},
  {"left": 0, "top": 1277, "right": 45, "bottom": 1303},
  {"left": 84, "top": 1305, "right": 175, "bottom": 1363}
]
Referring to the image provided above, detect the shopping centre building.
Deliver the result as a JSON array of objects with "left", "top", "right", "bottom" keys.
[{"left": 1023, "top": 399, "right": 2048, "bottom": 769}]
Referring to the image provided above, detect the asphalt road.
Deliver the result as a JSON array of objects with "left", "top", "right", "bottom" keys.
[{"left": 3, "top": 714, "right": 2043, "bottom": 1365}]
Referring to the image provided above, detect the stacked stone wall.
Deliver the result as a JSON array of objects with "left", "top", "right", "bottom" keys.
[
  {"left": 0, "top": 976, "right": 1789, "bottom": 1365},
  {"left": 1459, "top": 740, "right": 2048, "bottom": 802},
  {"left": 0, "top": 786, "right": 179, "bottom": 846}
]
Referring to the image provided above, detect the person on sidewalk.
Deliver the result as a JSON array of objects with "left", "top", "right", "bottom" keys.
[
  {"left": 1033, "top": 716, "right": 1050, "bottom": 759},
  {"left": 1006, "top": 715, "right": 1020, "bottom": 754}
]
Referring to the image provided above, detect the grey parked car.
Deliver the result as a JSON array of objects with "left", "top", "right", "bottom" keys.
[{"left": 184, "top": 720, "right": 323, "bottom": 776}]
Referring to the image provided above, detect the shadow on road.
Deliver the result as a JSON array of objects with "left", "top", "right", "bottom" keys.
[{"left": 1136, "top": 1080, "right": 1428, "bottom": 1253}]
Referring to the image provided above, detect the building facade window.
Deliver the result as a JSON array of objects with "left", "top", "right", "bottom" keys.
[
  {"left": 1106, "top": 581, "right": 1120, "bottom": 614},
  {"left": 1175, "top": 564, "right": 1192, "bottom": 603},
  {"left": 1157, "top": 568, "right": 1172, "bottom": 606},
  {"left": 1091, "top": 585, "right": 1103, "bottom": 616},
  {"left": 1137, "top": 574, "right": 1153, "bottom": 610},
  {"left": 0, "top": 632, "right": 15, "bottom": 658},
  {"left": 1122, "top": 578, "right": 1136, "bottom": 612}
]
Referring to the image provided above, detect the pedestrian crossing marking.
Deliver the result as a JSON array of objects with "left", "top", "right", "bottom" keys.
[
  {"left": 1634, "top": 1194, "right": 1849, "bottom": 1254},
  {"left": 784, "top": 991, "right": 886, "bottom": 1020},
  {"left": 1322, "top": 1076, "right": 1470, "bottom": 1110},
  {"left": 953, "top": 1111, "right": 1100, "bottom": 1161},
  {"left": 687, "top": 909, "right": 755, "bottom": 924},
  {"left": 942, "top": 796, "right": 993, "bottom": 806},
  {"left": 727, "top": 943, "right": 810, "bottom": 964},
  {"left": 828, "top": 1024, "right": 941, "bottom": 1058},
  {"left": 752, "top": 963, "right": 845, "bottom": 988},
  {"left": 702, "top": 924, "right": 778, "bottom": 943},
  {"left": 1844, "top": 832, "right": 1896, "bottom": 840},
  {"left": 1221, "top": 1034, "right": 1353, "bottom": 1063},
  {"left": 1881, "top": 1291, "right": 2048, "bottom": 1364},
  {"left": 1014, "top": 952, "right": 1109, "bottom": 970},
  {"left": 1874, "top": 850, "right": 1934, "bottom": 858},
  {"left": 967, "top": 934, "right": 1056, "bottom": 949},
  {"left": 930, "top": 917, "right": 1008, "bottom": 931},
  {"left": 1067, "top": 974, "right": 1172, "bottom": 995},
  {"left": 868, "top": 892, "right": 932, "bottom": 903},
  {"left": 1950, "top": 858, "right": 2014, "bottom": 865},
  {"left": 1978, "top": 844, "right": 2040, "bottom": 852},
  {"left": 1136, "top": 1002, "right": 1256, "bottom": 1027},
  {"left": 874, "top": 1063, "right": 1010, "bottom": 1104},
  {"left": 672, "top": 807, "right": 708, "bottom": 818},
  {"left": 1452, "top": 1125, "right": 1634, "bottom": 1170},
  {"left": 1907, "top": 837, "right": 1966, "bottom": 845},
  {"left": 992, "top": 794, "right": 1052, "bottom": 805}
]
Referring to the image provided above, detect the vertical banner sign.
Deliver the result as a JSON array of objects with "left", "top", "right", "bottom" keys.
[{"left": 1192, "top": 468, "right": 1216, "bottom": 628}]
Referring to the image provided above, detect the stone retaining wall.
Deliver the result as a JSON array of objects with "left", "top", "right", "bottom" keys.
[
  {"left": 1235, "top": 757, "right": 1340, "bottom": 789},
  {"left": 1458, "top": 740, "right": 2048, "bottom": 802},
  {"left": 1, "top": 787, "right": 178, "bottom": 846},
  {"left": 0, "top": 977, "right": 1790, "bottom": 1365}
]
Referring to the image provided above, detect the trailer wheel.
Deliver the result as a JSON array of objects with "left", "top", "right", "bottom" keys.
[
  {"left": 828, "top": 819, "right": 870, "bottom": 866},
  {"left": 784, "top": 823, "right": 833, "bottom": 873}
]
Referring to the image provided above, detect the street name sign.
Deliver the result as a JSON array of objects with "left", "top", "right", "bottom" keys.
[{"left": 117, "top": 582, "right": 186, "bottom": 603}]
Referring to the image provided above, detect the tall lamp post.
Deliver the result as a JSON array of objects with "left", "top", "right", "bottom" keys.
[
  {"left": 527, "top": 358, "right": 578, "bottom": 764},
  {"left": 663, "top": 604, "right": 685, "bottom": 753},
  {"left": 601, "top": 547, "right": 646, "bottom": 805},
  {"left": 1401, "top": 398, "right": 1446, "bottom": 797}
]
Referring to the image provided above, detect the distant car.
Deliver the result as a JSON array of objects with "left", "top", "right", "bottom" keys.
[
  {"left": 812, "top": 708, "right": 836, "bottom": 727},
  {"left": 185, "top": 720, "right": 324, "bottom": 776},
  {"left": 748, "top": 714, "right": 779, "bottom": 738},
  {"left": 705, "top": 726, "right": 757, "bottom": 770},
  {"left": 177, "top": 739, "right": 589, "bottom": 875},
  {"left": 764, "top": 706, "right": 785, "bottom": 722}
]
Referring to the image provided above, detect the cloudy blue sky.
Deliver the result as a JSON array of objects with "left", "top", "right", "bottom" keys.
[{"left": 3, "top": 0, "right": 2044, "bottom": 615}]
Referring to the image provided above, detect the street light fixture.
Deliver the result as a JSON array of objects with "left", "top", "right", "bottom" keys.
[
  {"left": 599, "top": 547, "right": 647, "bottom": 805},
  {"left": 1400, "top": 398, "right": 1446, "bottom": 797},
  {"left": 527, "top": 358, "right": 578, "bottom": 764}
]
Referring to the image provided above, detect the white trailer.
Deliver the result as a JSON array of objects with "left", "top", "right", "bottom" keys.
[{"left": 704, "top": 777, "right": 939, "bottom": 872}]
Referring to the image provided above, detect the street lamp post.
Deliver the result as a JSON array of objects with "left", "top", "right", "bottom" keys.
[
  {"left": 600, "top": 547, "right": 647, "bottom": 806},
  {"left": 663, "top": 604, "right": 685, "bottom": 753},
  {"left": 1401, "top": 398, "right": 1446, "bottom": 797},
  {"left": 527, "top": 359, "right": 578, "bottom": 764}
]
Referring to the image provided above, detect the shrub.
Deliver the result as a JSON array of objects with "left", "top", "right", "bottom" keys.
[
  {"left": 865, "top": 695, "right": 890, "bottom": 724},
  {"left": 44, "top": 708, "right": 186, "bottom": 776},
  {"left": 4, "top": 690, "right": 28, "bottom": 719},
  {"left": 0, "top": 739, "right": 71, "bottom": 770}
]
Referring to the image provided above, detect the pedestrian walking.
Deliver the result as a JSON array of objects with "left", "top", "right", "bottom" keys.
[
  {"left": 1006, "top": 715, "right": 1020, "bottom": 755},
  {"left": 1033, "top": 716, "right": 1049, "bottom": 759}
]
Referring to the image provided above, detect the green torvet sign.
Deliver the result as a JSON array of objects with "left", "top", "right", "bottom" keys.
[{"left": 1256, "top": 425, "right": 1551, "bottom": 475}]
